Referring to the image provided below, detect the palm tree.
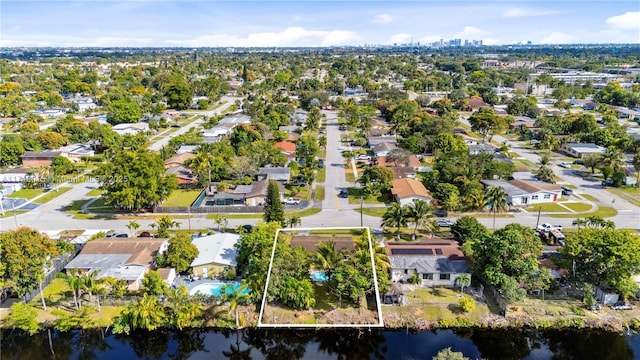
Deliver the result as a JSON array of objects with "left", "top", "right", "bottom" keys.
[
  {"left": 221, "top": 283, "right": 250, "bottom": 329},
  {"left": 407, "top": 199, "right": 435, "bottom": 239},
  {"left": 154, "top": 215, "right": 179, "bottom": 237},
  {"left": 484, "top": 186, "right": 508, "bottom": 230},
  {"left": 126, "top": 220, "right": 140, "bottom": 237},
  {"left": 82, "top": 271, "right": 101, "bottom": 308},
  {"left": 213, "top": 215, "right": 229, "bottom": 232},
  {"left": 536, "top": 166, "right": 555, "bottom": 183},
  {"left": 63, "top": 269, "right": 84, "bottom": 310},
  {"left": 166, "top": 286, "right": 203, "bottom": 330},
  {"left": 583, "top": 154, "right": 599, "bottom": 174},
  {"left": 457, "top": 274, "right": 471, "bottom": 294},
  {"left": 126, "top": 293, "right": 167, "bottom": 331},
  {"left": 287, "top": 215, "right": 302, "bottom": 228},
  {"left": 600, "top": 147, "right": 623, "bottom": 172},
  {"left": 354, "top": 235, "right": 390, "bottom": 270},
  {"left": 633, "top": 150, "right": 640, "bottom": 185},
  {"left": 314, "top": 240, "right": 340, "bottom": 277},
  {"left": 381, "top": 203, "right": 408, "bottom": 240}
]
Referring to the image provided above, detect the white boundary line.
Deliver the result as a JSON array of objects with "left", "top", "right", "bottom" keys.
[{"left": 257, "top": 226, "right": 384, "bottom": 328}]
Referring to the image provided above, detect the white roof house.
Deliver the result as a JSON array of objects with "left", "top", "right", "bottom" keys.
[
  {"left": 112, "top": 122, "right": 149, "bottom": 136},
  {"left": 561, "top": 143, "right": 606, "bottom": 158},
  {"left": 190, "top": 233, "right": 240, "bottom": 269}
]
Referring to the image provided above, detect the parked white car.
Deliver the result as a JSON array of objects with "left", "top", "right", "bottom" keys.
[
  {"left": 355, "top": 154, "right": 372, "bottom": 161},
  {"left": 537, "top": 223, "right": 564, "bottom": 232},
  {"left": 559, "top": 162, "right": 571, "bottom": 168},
  {"left": 282, "top": 198, "right": 301, "bottom": 205}
]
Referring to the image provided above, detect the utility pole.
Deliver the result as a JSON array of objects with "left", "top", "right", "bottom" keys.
[{"left": 535, "top": 206, "right": 542, "bottom": 228}]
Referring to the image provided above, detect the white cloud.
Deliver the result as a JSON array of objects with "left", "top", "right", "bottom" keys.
[
  {"left": 385, "top": 33, "right": 413, "bottom": 45},
  {"left": 166, "top": 27, "right": 361, "bottom": 47},
  {"left": 606, "top": 11, "right": 640, "bottom": 30},
  {"left": 454, "top": 26, "right": 488, "bottom": 39},
  {"left": 540, "top": 31, "right": 577, "bottom": 44},
  {"left": 502, "top": 7, "right": 562, "bottom": 18},
  {"left": 372, "top": 14, "right": 394, "bottom": 24}
]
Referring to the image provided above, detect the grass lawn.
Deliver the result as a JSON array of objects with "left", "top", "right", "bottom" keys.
[
  {"left": 8, "top": 188, "right": 45, "bottom": 200},
  {"left": 316, "top": 168, "right": 326, "bottom": 183},
  {"left": 526, "top": 202, "right": 569, "bottom": 213},
  {"left": 549, "top": 206, "right": 617, "bottom": 218},
  {"left": 33, "top": 187, "right": 72, "bottom": 204},
  {"left": 345, "top": 172, "right": 355, "bottom": 182},
  {"left": 207, "top": 213, "right": 262, "bottom": 219},
  {"left": 606, "top": 187, "right": 640, "bottom": 207},
  {"left": 579, "top": 193, "right": 598, "bottom": 202},
  {"left": 563, "top": 202, "right": 593, "bottom": 212},
  {"left": 162, "top": 189, "right": 202, "bottom": 207},
  {"left": 86, "top": 189, "right": 103, "bottom": 196},
  {"left": 346, "top": 188, "right": 386, "bottom": 205},
  {"left": 0, "top": 210, "right": 28, "bottom": 218},
  {"left": 356, "top": 207, "right": 387, "bottom": 217},
  {"left": 315, "top": 185, "right": 325, "bottom": 201},
  {"left": 289, "top": 207, "right": 322, "bottom": 217}
]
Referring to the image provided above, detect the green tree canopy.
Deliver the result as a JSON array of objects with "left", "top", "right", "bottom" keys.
[
  {"left": 165, "top": 233, "right": 199, "bottom": 273},
  {"left": 95, "top": 149, "right": 177, "bottom": 211}
]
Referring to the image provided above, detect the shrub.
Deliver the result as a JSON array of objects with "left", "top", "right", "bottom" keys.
[{"left": 459, "top": 296, "right": 476, "bottom": 312}]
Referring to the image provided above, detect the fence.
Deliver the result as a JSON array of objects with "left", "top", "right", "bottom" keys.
[
  {"left": 20, "top": 254, "right": 72, "bottom": 304},
  {"left": 154, "top": 205, "right": 265, "bottom": 214},
  {"left": 483, "top": 283, "right": 508, "bottom": 316}
]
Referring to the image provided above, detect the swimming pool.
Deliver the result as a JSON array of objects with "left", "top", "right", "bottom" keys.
[
  {"left": 189, "top": 282, "right": 249, "bottom": 296},
  {"left": 310, "top": 271, "right": 329, "bottom": 282}
]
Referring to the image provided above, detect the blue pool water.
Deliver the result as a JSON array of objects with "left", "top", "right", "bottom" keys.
[
  {"left": 190, "top": 282, "right": 250, "bottom": 296},
  {"left": 310, "top": 271, "right": 329, "bottom": 282}
]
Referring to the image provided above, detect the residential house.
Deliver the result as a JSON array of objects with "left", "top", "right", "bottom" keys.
[
  {"left": 257, "top": 167, "right": 291, "bottom": 183},
  {"left": 233, "top": 179, "right": 284, "bottom": 206},
  {"left": 209, "top": 192, "right": 246, "bottom": 206},
  {"left": 509, "top": 116, "right": 537, "bottom": 131},
  {"left": 389, "top": 167, "right": 417, "bottom": 179},
  {"left": 481, "top": 179, "right": 562, "bottom": 206},
  {"left": 163, "top": 109, "right": 181, "bottom": 118},
  {"left": 219, "top": 113, "right": 251, "bottom": 126},
  {"left": 190, "top": 233, "right": 240, "bottom": 278},
  {"left": 274, "top": 141, "right": 297, "bottom": 161},
  {"left": 57, "top": 144, "right": 95, "bottom": 162},
  {"left": 30, "top": 108, "right": 66, "bottom": 119},
  {"left": 387, "top": 239, "right": 471, "bottom": 287},
  {"left": 367, "top": 136, "right": 397, "bottom": 147},
  {"left": 64, "top": 237, "right": 170, "bottom": 291},
  {"left": 391, "top": 178, "right": 432, "bottom": 206},
  {"left": 459, "top": 134, "right": 481, "bottom": 146},
  {"left": 112, "top": 122, "right": 149, "bottom": 136},
  {"left": 165, "top": 164, "right": 197, "bottom": 186},
  {"left": 67, "top": 97, "right": 97, "bottom": 112},
  {"left": 372, "top": 142, "right": 397, "bottom": 157},
  {"left": 468, "top": 143, "right": 495, "bottom": 155},
  {"left": 376, "top": 155, "right": 421, "bottom": 168},
  {"left": 176, "top": 145, "right": 198, "bottom": 154},
  {"left": 467, "top": 97, "right": 489, "bottom": 111},
  {"left": 615, "top": 107, "right": 640, "bottom": 121},
  {"left": 561, "top": 143, "right": 606, "bottom": 158},
  {"left": 0, "top": 168, "right": 32, "bottom": 184},
  {"left": 20, "top": 151, "right": 62, "bottom": 167},
  {"left": 202, "top": 123, "right": 235, "bottom": 142},
  {"left": 164, "top": 153, "right": 196, "bottom": 169},
  {"left": 290, "top": 235, "right": 355, "bottom": 252}
]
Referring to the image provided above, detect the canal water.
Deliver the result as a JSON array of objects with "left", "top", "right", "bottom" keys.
[{"left": 1, "top": 327, "right": 639, "bottom": 359}]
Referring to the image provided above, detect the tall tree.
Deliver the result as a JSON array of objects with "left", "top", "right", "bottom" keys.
[
  {"left": 0, "top": 227, "right": 59, "bottom": 299},
  {"left": 314, "top": 240, "right": 340, "bottom": 278},
  {"left": 142, "top": 270, "right": 168, "bottom": 296},
  {"left": 121, "top": 293, "right": 167, "bottom": 331},
  {"left": 407, "top": 199, "right": 436, "bottom": 239},
  {"left": 263, "top": 180, "right": 285, "bottom": 226},
  {"left": 153, "top": 215, "right": 180, "bottom": 238},
  {"left": 381, "top": 203, "right": 408, "bottom": 240},
  {"left": 126, "top": 220, "right": 140, "bottom": 237},
  {"left": 95, "top": 149, "right": 177, "bottom": 211},
  {"left": 484, "top": 186, "right": 508, "bottom": 230},
  {"left": 164, "top": 81, "right": 192, "bottom": 110},
  {"left": 165, "top": 233, "right": 200, "bottom": 273}
]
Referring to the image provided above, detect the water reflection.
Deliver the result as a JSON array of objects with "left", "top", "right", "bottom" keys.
[{"left": 0, "top": 327, "right": 637, "bottom": 359}]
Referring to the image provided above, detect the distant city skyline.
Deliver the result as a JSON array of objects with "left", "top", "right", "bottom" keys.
[{"left": 1, "top": 1, "right": 638, "bottom": 47}]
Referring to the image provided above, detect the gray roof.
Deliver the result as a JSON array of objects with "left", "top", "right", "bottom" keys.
[
  {"left": 566, "top": 143, "right": 606, "bottom": 153},
  {"left": 97, "top": 266, "right": 147, "bottom": 281},
  {"left": 233, "top": 185, "right": 253, "bottom": 194},
  {"left": 468, "top": 143, "right": 494, "bottom": 153},
  {"left": 390, "top": 256, "right": 470, "bottom": 274},
  {"left": 257, "top": 167, "right": 291, "bottom": 181},
  {"left": 65, "top": 254, "right": 131, "bottom": 270},
  {"left": 191, "top": 233, "right": 240, "bottom": 267},
  {"left": 482, "top": 179, "right": 528, "bottom": 197},
  {"left": 212, "top": 193, "right": 245, "bottom": 201}
]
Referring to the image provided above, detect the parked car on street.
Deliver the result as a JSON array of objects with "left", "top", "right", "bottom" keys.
[
  {"left": 338, "top": 190, "right": 349, "bottom": 198},
  {"left": 537, "top": 223, "right": 564, "bottom": 232},
  {"left": 559, "top": 162, "right": 571, "bottom": 168},
  {"left": 561, "top": 186, "right": 573, "bottom": 196},
  {"left": 355, "top": 154, "right": 371, "bottom": 161},
  {"left": 282, "top": 198, "right": 301, "bottom": 205},
  {"left": 434, "top": 209, "right": 448, "bottom": 217},
  {"left": 436, "top": 218, "right": 454, "bottom": 227}
]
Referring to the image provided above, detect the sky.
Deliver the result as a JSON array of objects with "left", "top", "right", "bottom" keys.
[{"left": 0, "top": 1, "right": 639, "bottom": 47}]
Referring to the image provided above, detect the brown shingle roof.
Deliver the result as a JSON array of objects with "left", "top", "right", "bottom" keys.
[
  {"left": 391, "top": 178, "right": 430, "bottom": 199},
  {"left": 79, "top": 238, "right": 167, "bottom": 267},
  {"left": 385, "top": 238, "right": 465, "bottom": 259},
  {"left": 509, "top": 179, "right": 561, "bottom": 194},
  {"left": 20, "top": 151, "right": 62, "bottom": 159},
  {"left": 164, "top": 152, "right": 195, "bottom": 166}
]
